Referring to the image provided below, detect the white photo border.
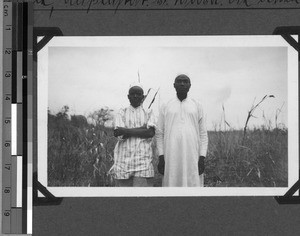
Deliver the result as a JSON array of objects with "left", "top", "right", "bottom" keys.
[{"left": 37, "top": 35, "right": 298, "bottom": 197}]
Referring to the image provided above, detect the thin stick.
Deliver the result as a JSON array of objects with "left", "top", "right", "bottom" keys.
[
  {"left": 138, "top": 70, "right": 140, "bottom": 83},
  {"left": 148, "top": 88, "right": 160, "bottom": 109}
]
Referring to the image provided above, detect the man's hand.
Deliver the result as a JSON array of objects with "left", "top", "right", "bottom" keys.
[
  {"left": 198, "top": 156, "right": 205, "bottom": 175},
  {"left": 114, "top": 127, "right": 122, "bottom": 137},
  {"left": 158, "top": 155, "right": 165, "bottom": 175},
  {"left": 114, "top": 127, "right": 129, "bottom": 138}
]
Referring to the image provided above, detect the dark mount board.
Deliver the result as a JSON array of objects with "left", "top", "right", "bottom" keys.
[
  {"left": 33, "top": 27, "right": 63, "bottom": 206},
  {"left": 272, "top": 26, "right": 300, "bottom": 204},
  {"left": 33, "top": 26, "right": 300, "bottom": 206},
  {"left": 32, "top": 4, "right": 300, "bottom": 236}
]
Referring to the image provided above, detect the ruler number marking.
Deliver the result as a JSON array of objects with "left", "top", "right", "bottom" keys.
[
  {"left": 5, "top": 71, "right": 11, "bottom": 78},
  {"left": 4, "top": 210, "right": 11, "bottom": 217},
  {"left": 4, "top": 119, "right": 11, "bottom": 124},
  {"left": 3, "top": 4, "right": 9, "bottom": 17},
  {"left": 5, "top": 49, "right": 12, "bottom": 55},
  {"left": 3, "top": 2, "right": 12, "bottom": 233},
  {"left": 4, "top": 187, "right": 11, "bottom": 194},
  {"left": 4, "top": 164, "right": 11, "bottom": 170},
  {"left": 4, "top": 142, "right": 11, "bottom": 147}
]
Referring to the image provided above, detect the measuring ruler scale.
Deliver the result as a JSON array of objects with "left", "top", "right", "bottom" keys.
[{"left": 2, "top": 1, "right": 32, "bottom": 234}]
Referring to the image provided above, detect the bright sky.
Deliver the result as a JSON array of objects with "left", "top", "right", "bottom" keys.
[{"left": 41, "top": 36, "right": 291, "bottom": 130}]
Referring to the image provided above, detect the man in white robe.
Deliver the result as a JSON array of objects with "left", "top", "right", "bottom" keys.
[{"left": 156, "top": 74, "right": 208, "bottom": 187}]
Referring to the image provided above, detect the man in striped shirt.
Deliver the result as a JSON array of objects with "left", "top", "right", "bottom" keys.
[{"left": 113, "top": 83, "right": 156, "bottom": 187}]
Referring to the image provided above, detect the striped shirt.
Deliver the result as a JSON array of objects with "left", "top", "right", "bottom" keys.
[{"left": 113, "top": 105, "right": 156, "bottom": 175}]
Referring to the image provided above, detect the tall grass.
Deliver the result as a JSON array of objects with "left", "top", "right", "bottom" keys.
[
  {"left": 48, "top": 105, "right": 288, "bottom": 187},
  {"left": 48, "top": 106, "right": 117, "bottom": 186},
  {"left": 205, "top": 128, "right": 287, "bottom": 187}
]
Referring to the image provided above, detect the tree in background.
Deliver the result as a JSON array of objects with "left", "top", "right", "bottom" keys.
[
  {"left": 88, "top": 107, "right": 114, "bottom": 127},
  {"left": 48, "top": 105, "right": 117, "bottom": 187}
]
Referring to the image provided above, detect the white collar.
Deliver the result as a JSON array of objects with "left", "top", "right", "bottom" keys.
[{"left": 129, "top": 105, "right": 143, "bottom": 111}]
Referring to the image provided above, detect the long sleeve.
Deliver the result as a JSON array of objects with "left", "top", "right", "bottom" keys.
[
  {"left": 146, "top": 109, "right": 157, "bottom": 129},
  {"left": 113, "top": 108, "right": 126, "bottom": 141},
  {"left": 113, "top": 108, "right": 125, "bottom": 129},
  {"left": 156, "top": 104, "right": 165, "bottom": 156},
  {"left": 198, "top": 103, "right": 208, "bottom": 157}
]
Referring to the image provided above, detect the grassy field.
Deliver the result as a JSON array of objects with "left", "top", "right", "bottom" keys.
[{"left": 48, "top": 107, "right": 288, "bottom": 187}]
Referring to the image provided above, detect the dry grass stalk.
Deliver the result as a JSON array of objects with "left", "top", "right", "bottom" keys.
[
  {"left": 222, "top": 103, "right": 231, "bottom": 131},
  {"left": 275, "top": 102, "right": 285, "bottom": 129},
  {"left": 242, "top": 95, "right": 275, "bottom": 144}
]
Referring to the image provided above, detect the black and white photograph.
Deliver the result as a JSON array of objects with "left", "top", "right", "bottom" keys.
[{"left": 37, "top": 36, "right": 298, "bottom": 196}]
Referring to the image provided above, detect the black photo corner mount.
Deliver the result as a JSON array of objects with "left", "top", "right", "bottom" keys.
[
  {"left": 33, "top": 172, "right": 63, "bottom": 206},
  {"left": 33, "top": 27, "right": 64, "bottom": 206},
  {"left": 32, "top": 26, "right": 299, "bottom": 205},
  {"left": 33, "top": 27, "right": 63, "bottom": 61},
  {"left": 273, "top": 26, "right": 300, "bottom": 204}
]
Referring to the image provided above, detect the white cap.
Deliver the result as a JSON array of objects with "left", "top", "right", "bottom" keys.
[{"left": 129, "top": 81, "right": 144, "bottom": 91}]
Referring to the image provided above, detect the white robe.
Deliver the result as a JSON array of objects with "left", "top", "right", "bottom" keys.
[{"left": 156, "top": 97, "right": 208, "bottom": 187}]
